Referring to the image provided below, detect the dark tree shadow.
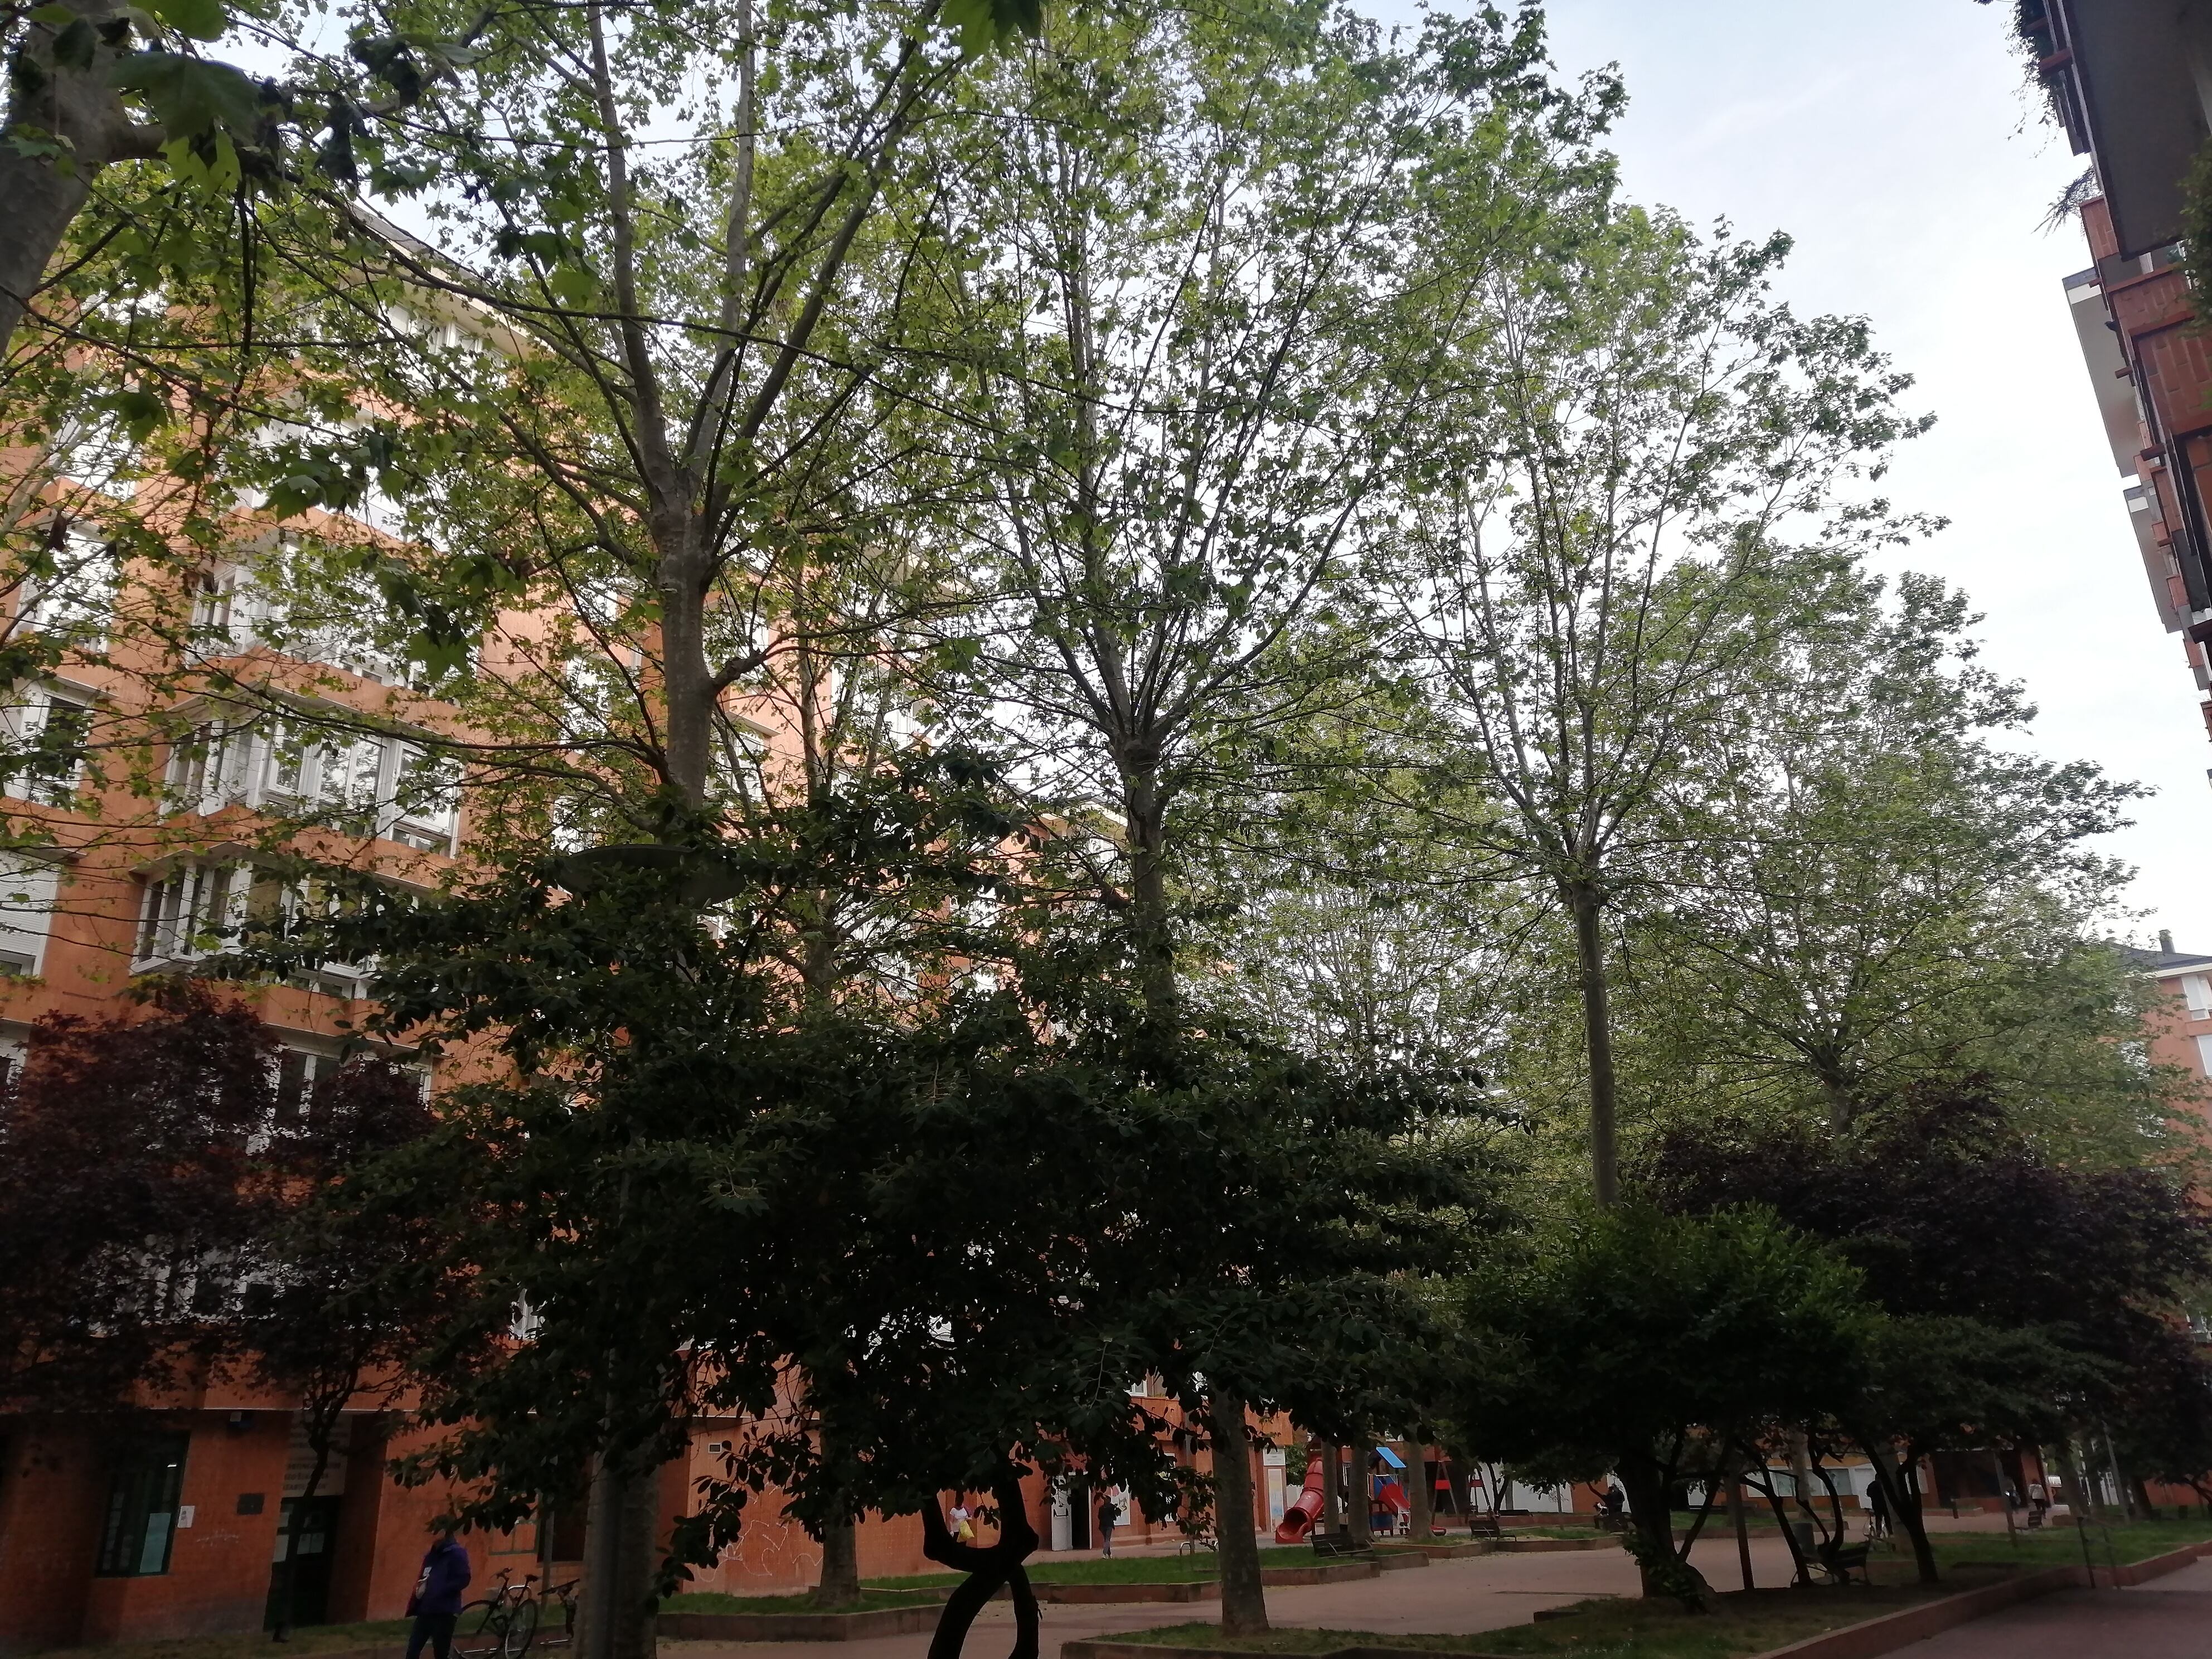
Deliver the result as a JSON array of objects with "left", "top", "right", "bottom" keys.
[{"left": 920, "top": 1467, "right": 1040, "bottom": 1659}]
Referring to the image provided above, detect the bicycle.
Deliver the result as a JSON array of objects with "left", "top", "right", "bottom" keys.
[
  {"left": 533, "top": 1578, "right": 580, "bottom": 1651},
  {"left": 455, "top": 1570, "right": 541, "bottom": 1659}
]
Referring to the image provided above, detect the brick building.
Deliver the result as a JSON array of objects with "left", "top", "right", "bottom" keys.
[{"left": 2023, "top": 0, "right": 2212, "bottom": 731}]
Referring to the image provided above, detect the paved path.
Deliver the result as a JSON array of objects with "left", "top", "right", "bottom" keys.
[
  {"left": 666, "top": 1530, "right": 1823, "bottom": 1659},
  {"left": 1893, "top": 1555, "right": 2212, "bottom": 1657},
  {"left": 663, "top": 1514, "right": 2033, "bottom": 1659}
]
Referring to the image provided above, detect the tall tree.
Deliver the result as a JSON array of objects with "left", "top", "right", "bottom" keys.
[
  {"left": 1613, "top": 570, "right": 2156, "bottom": 1148},
  {"left": 1377, "top": 211, "right": 1931, "bottom": 1205},
  {"left": 899, "top": 6, "right": 1611, "bottom": 1626}
]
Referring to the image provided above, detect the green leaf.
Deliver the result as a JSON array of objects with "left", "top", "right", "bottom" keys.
[
  {"left": 111, "top": 51, "right": 256, "bottom": 137},
  {"left": 51, "top": 17, "right": 98, "bottom": 69},
  {"left": 546, "top": 263, "right": 598, "bottom": 308},
  {"left": 939, "top": 0, "right": 1040, "bottom": 56},
  {"left": 144, "top": 0, "right": 225, "bottom": 42}
]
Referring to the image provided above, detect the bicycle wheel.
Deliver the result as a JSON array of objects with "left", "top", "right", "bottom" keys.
[
  {"left": 454, "top": 1599, "right": 509, "bottom": 1659},
  {"left": 503, "top": 1596, "right": 540, "bottom": 1659}
]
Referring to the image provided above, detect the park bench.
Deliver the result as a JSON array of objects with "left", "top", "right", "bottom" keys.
[
  {"left": 1311, "top": 1533, "right": 1366, "bottom": 1559},
  {"left": 1813, "top": 1537, "right": 1873, "bottom": 1585},
  {"left": 1465, "top": 1512, "right": 1502, "bottom": 1540}
]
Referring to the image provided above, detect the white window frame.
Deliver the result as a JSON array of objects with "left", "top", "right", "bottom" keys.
[
  {"left": 2181, "top": 974, "right": 2211, "bottom": 1017},
  {"left": 0, "top": 860, "right": 59, "bottom": 977},
  {"left": 18, "top": 529, "right": 119, "bottom": 646},
  {"left": 2194, "top": 1034, "right": 2212, "bottom": 1079},
  {"left": 3, "top": 685, "right": 96, "bottom": 807},
  {"left": 135, "top": 864, "right": 246, "bottom": 970}
]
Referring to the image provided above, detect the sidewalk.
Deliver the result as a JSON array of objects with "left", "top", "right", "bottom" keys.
[{"left": 1886, "top": 1554, "right": 2212, "bottom": 1657}]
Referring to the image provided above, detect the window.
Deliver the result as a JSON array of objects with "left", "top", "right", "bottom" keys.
[
  {"left": 0, "top": 858, "right": 58, "bottom": 976},
  {"left": 18, "top": 530, "right": 118, "bottom": 646},
  {"left": 2182, "top": 974, "right": 2211, "bottom": 1017},
  {"left": 137, "top": 865, "right": 243, "bottom": 967},
  {"left": 96, "top": 1433, "right": 190, "bottom": 1576},
  {"left": 391, "top": 744, "right": 460, "bottom": 852},
  {"left": 2194, "top": 1034, "right": 2212, "bottom": 1079},
  {"left": 316, "top": 734, "right": 385, "bottom": 817},
  {"left": 2, "top": 689, "right": 94, "bottom": 806},
  {"left": 274, "top": 1047, "right": 342, "bottom": 1123},
  {"left": 166, "top": 721, "right": 246, "bottom": 812}
]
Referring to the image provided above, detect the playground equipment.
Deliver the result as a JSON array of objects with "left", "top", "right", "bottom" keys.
[{"left": 1274, "top": 1457, "right": 1326, "bottom": 1543}]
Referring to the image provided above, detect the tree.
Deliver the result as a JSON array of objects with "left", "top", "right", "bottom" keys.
[
  {"left": 282, "top": 765, "right": 1495, "bottom": 1658},
  {"left": 0, "top": 979, "right": 282, "bottom": 1409},
  {"left": 1614, "top": 569, "right": 2156, "bottom": 1147},
  {"left": 0, "top": 0, "right": 1047, "bottom": 354},
  {"left": 1642, "top": 1078, "right": 2212, "bottom": 1580},
  {"left": 898, "top": 12, "right": 1612, "bottom": 1624},
  {"left": 1376, "top": 208, "right": 1932, "bottom": 1206},
  {"left": 1452, "top": 1203, "right": 1873, "bottom": 1604},
  {"left": 244, "top": 1053, "right": 443, "bottom": 1639}
]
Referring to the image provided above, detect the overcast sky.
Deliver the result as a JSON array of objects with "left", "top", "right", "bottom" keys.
[{"left": 1366, "top": 1, "right": 2205, "bottom": 947}]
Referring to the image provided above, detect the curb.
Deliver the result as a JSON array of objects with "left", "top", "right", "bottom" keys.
[
  {"left": 1064, "top": 1644, "right": 1515, "bottom": 1659},
  {"left": 1034, "top": 1582, "right": 1220, "bottom": 1604},
  {"left": 1491, "top": 1537, "right": 1612, "bottom": 1553},
  {"left": 659, "top": 1607, "right": 940, "bottom": 1641}
]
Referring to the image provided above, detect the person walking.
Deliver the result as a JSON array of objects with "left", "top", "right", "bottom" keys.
[
  {"left": 404, "top": 1532, "right": 472, "bottom": 1659},
  {"left": 2026, "top": 1478, "right": 2049, "bottom": 1529},
  {"left": 1865, "top": 1478, "right": 1890, "bottom": 1541},
  {"left": 1097, "top": 1492, "right": 1119, "bottom": 1557},
  {"left": 949, "top": 1501, "right": 974, "bottom": 1543}
]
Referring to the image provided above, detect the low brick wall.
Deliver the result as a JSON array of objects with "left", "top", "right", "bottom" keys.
[
  {"left": 1492, "top": 1537, "right": 1612, "bottom": 1554},
  {"left": 1035, "top": 1582, "right": 1219, "bottom": 1605},
  {"left": 658, "top": 1605, "right": 940, "bottom": 1642}
]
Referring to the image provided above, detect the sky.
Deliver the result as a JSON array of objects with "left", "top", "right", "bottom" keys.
[{"left": 1363, "top": 0, "right": 2208, "bottom": 949}]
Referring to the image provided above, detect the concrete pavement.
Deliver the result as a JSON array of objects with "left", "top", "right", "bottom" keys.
[{"left": 1890, "top": 1554, "right": 2212, "bottom": 1658}]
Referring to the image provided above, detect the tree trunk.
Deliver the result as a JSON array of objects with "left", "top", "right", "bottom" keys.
[
  {"left": 1209, "top": 1395, "right": 1267, "bottom": 1636},
  {"left": 1403, "top": 1443, "right": 1432, "bottom": 1542},
  {"left": 1121, "top": 758, "right": 1176, "bottom": 1025},
  {"left": 2055, "top": 1437, "right": 2098, "bottom": 1522},
  {"left": 2098, "top": 1423, "right": 2137, "bottom": 1521},
  {"left": 578, "top": 1454, "right": 661, "bottom": 1659},
  {"left": 269, "top": 1413, "right": 336, "bottom": 1641},
  {"left": 1858, "top": 1437, "right": 1936, "bottom": 1586},
  {"left": 1613, "top": 1459, "right": 1701, "bottom": 1602},
  {"left": 1318, "top": 1439, "right": 1341, "bottom": 1539},
  {"left": 1727, "top": 1464, "right": 1754, "bottom": 1592},
  {"left": 1564, "top": 881, "right": 1619, "bottom": 1207},
  {"left": 814, "top": 1517, "right": 861, "bottom": 1608},
  {"left": 0, "top": 0, "right": 157, "bottom": 354},
  {"left": 1345, "top": 1439, "right": 1373, "bottom": 1549}
]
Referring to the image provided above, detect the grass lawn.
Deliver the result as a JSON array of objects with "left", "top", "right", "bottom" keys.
[
  {"left": 662, "top": 1589, "right": 932, "bottom": 1614},
  {"left": 866, "top": 1544, "right": 1355, "bottom": 1590},
  {"left": 1928, "top": 1515, "right": 2212, "bottom": 1571},
  {"left": 28, "top": 1621, "right": 415, "bottom": 1659}
]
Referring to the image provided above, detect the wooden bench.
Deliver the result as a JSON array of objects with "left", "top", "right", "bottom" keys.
[
  {"left": 1311, "top": 1534, "right": 1365, "bottom": 1559},
  {"left": 1464, "top": 1514, "right": 1502, "bottom": 1540},
  {"left": 1815, "top": 1539, "right": 1873, "bottom": 1585}
]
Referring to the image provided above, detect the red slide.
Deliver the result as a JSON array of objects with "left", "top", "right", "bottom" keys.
[{"left": 1274, "top": 1458, "right": 1326, "bottom": 1543}]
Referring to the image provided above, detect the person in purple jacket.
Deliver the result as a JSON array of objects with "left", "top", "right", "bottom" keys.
[{"left": 404, "top": 1532, "right": 473, "bottom": 1659}]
